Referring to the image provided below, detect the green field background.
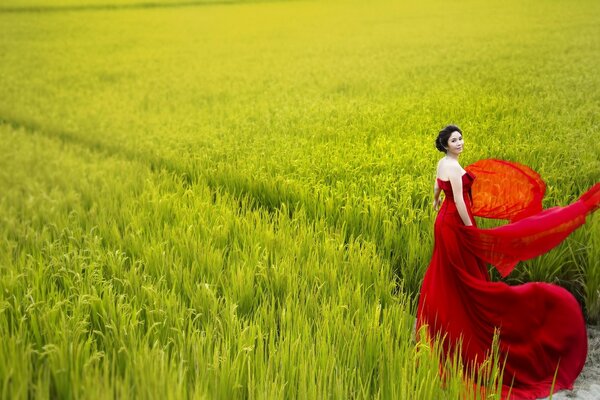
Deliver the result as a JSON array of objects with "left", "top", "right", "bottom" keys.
[
  {"left": 1, "top": 0, "right": 599, "bottom": 398},
  {"left": 0, "top": 0, "right": 273, "bottom": 10}
]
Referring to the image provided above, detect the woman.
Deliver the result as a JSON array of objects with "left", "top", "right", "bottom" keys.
[{"left": 416, "top": 125, "right": 600, "bottom": 399}]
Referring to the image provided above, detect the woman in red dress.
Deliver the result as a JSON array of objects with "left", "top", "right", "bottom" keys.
[{"left": 416, "top": 125, "right": 600, "bottom": 399}]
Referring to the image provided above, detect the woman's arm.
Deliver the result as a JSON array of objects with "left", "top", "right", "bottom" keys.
[
  {"left": 448, "top": 167, "right": 473, "bottom": 226},
  {"left": 433, "top": 179, "right": 441, "bottom": 211}
]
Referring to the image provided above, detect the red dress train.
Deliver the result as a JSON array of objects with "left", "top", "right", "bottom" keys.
[{"left": 416, "top": 159, "right": 600, "bottom": 399}]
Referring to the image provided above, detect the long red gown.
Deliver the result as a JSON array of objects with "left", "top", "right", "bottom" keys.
[{"left": 416, "top": 159, "right": 600, "bottom": 399}]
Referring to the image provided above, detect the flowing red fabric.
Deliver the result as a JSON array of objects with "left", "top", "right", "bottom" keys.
[
  {"left": 467, "top": 159, "right": 546, "bottom": 222},
  {"left": 416, "top": 159, "right": 598, "bottom": 399}
]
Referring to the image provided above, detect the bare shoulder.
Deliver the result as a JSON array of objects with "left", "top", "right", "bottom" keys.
[{"left": 437, "top": 158, "right": 461, "bottom": 180}]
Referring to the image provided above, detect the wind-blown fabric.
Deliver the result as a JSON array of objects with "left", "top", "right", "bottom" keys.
[
  {"left": 416, "top": 159, "right": 598, "bottom": 399},
  {"left": 467, "top": 159, "right": 546, "bottom": 222}
]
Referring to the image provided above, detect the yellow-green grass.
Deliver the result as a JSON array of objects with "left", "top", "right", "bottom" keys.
[
  {"left": 0, "top": 125, "right": 509, "bottom": 398},
  {"left": 0, "top": 0, "right": 598, "bottom": 397},
  {"left": 0, "top": 0, "right": 280, "bottom": 12}
]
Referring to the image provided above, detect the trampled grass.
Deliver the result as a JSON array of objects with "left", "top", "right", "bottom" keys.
[{"left": 0, "top": 0, "right": 599, "bottom": 398}]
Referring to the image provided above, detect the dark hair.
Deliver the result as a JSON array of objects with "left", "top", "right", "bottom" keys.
[{"left": 435, "top": 125, "right": 462, "bottom": 153}]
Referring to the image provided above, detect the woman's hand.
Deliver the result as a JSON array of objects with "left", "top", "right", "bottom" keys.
[{"left": 432, "top": 198, "right": 441, "bottom": 211}]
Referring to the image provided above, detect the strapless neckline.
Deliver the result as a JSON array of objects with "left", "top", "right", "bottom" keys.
[{"left": 436, "top": 171, "right": 474, "bottom": 183}]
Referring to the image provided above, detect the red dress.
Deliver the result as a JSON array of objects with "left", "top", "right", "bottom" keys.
[{"left": 416, "top": 159, "right": 600, "bottom": 399}]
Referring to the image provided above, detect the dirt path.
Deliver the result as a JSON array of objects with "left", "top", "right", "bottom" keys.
[{"left": 541, "top": 325, "right": 600, "bottom": 399}]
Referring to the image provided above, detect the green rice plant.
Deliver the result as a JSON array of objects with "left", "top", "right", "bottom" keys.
[
  {"left": 0, "top": 0, "right": 599, "bottom": 397},
  {"left": 0, "top": 124, "right": 510, "bottom": 398},
  {"left": 581, "top": 217, "right": 600, "bottom": 324}
]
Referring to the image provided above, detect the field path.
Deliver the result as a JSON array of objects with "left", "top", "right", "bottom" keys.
[{"left": 542, "top": 325, "right": 600, "bottom": 400}]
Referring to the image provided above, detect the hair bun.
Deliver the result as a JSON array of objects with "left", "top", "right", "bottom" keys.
[{"left": 435, "top": 136, "right": 445, "bottom": 153}]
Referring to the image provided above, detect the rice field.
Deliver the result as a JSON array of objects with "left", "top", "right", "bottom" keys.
[{"left": 0, "top": 0, "right": 599, "bottom": 398}]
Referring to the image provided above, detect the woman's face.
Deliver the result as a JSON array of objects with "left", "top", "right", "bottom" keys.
[{"left": 446, "top": 131, "right": 464, "bottom": 156}]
